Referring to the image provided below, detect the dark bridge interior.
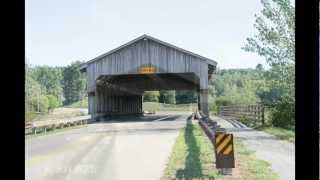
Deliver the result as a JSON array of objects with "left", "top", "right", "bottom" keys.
[
  {"left": 93, "top": 73, "right": 200, "bottom": 117},
  {"left": 96, "top": 73, "right": 199, "bottom": 96}
]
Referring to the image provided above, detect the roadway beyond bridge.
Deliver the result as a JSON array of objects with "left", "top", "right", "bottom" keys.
[{"left": 25, "top": 112, "right": 191, "bottom": 180}]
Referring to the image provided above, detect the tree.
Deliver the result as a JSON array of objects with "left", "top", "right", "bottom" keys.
[
  {"left": 159, "top": 90, "right": 176, "bottom": 104},
  {"left": 47, "top": 95, "right": 59, "bottom": 112},
  {"left": 62, "top": 61, "right": 87, "bottom": 105},
  {"left": 25, "top": 63, "right": 49, "bottom": 113},
  {"left": 256, "top": 64, "right": 264, "bottom": 71},
  {"left": 175, "top": 90, "right": 197, "bottom": 104},
  {"left": 31, "top": 65, "right": 64, "bottom": 105},
  {"left": 243, "top": 0, "right": 295, "bottom": 128},
  {"left": 143, "top": 91, "right": 160, "bottom": 102},
  {"left": 243, "top": 0, "right": 294, "bottom": 65}
]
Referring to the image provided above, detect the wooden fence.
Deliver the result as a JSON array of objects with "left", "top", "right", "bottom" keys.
[
  {"left": 25, "top": 115, "right": 91, "bottom": 135},
  {"left": 219, "top": 105, "right": 264, "bottom": 125}
]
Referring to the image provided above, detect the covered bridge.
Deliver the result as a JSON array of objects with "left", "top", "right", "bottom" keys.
[{"left": 80, "top": 34, "right": 217, "bottom": 120}]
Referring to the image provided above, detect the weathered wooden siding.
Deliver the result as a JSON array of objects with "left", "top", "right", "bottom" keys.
[
  {"left": 83, "top": 35, "right": 216, "bottom": 117},
  {"left": 87, "top": 39, "right": 208, "bottom": 91}
]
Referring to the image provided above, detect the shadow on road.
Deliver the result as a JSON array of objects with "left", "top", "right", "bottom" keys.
[{"left": 88, "top": 114, "right": 184, "bottom": 124}]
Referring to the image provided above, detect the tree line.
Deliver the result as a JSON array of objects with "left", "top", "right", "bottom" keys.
[{"left": 25, "top": 61, "right": 86, "bottom": 120}]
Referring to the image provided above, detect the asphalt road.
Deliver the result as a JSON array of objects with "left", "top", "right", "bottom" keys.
[
  {"left": 25, "top": 112, "right": 191, "bottom": 180},
  {"left": 213, "top": 115, "right": 295, "bottom": 180}
]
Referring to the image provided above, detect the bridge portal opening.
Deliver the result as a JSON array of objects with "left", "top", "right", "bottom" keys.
[
  {"left": 142, "top": 90, "right": 198, "bottom": 113},
  {"left": 92, "top": 73, "right": 200, "bottom": 119}
]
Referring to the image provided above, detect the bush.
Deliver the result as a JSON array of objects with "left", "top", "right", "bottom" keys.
[
  {"left": 37, "top": 95, "right": 49, "bottom": 112},
  {"left": 208, "top": 102, "right": 218, "bottom": 115},
  {"left": 239, "top": 115, "right": 248, "bottom": 125},
  {"left": 270, "top": 97, "right": 295, "bottom": 129},
  {"left": 47, "top": 95, "right": 60, "bottom": 112},
  {"left": 160, "top": 90, "right": 176, "bottom": 104},
  {"left": 215, "top": 99, "right": 232, "bottom": 106}
]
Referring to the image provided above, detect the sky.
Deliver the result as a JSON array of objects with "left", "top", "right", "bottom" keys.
[{"left": 26, "top": 0, "right": 269, "bottom": 69}]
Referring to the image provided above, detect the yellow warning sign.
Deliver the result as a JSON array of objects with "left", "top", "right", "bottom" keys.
[
  {"left": 216, "top": 134, "right": 232, "bottom": 154},
  {"left": 214, "top": 133, "right": 235, "bottom": 168},
  {"left": 139, "top": 66, "right": 155, "bottom": 74}
]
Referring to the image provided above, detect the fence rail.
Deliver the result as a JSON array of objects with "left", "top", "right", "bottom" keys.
[
  {"left": 219, "top": 104, "right": 264, "bottom": 125},
  {"left": 25, "top": 115, "right": 91, "bottom": 135}
]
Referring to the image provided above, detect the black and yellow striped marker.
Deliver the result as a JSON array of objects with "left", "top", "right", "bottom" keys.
[{"left": 214, "top": 132, "right": 235, "bottom": 168}]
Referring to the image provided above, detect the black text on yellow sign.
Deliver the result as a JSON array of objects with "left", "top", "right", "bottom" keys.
[
  {"left": 214, "top": 133, "right": 235, "bottom": 168},
  {"left": 139, "top": 66, "right": 155, "bottom": 74}
]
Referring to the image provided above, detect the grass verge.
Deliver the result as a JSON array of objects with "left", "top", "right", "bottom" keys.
[
  {"left": 234, "top": 138, "right": 280, "bottom": 180},
  {"left": 161, "top": 122, "right": 220, "bottom": 180},
  {"left": 26, "top": 108, "right": 87, "bottom": 122},
  {"left": 143, "top": 102, "right": 197, "bottom": 112},
  {"left": 254, "top": 126, "right": 295, "bottom": 143},
  {"left": 65, "top": 98, "right": 88, "bottom": 108},
  {"left": 162, "top": 122, "right": 280, "bottom": 180},
  {"left": 237, "top": 115, "right": 295, "bottom": 144}
]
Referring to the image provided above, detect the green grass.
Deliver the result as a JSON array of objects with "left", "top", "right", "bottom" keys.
[
  {"left": 234, "top": 138, "right": 280, "bottom": 180},
  {"left": 255, "top": 126, "right": 295, "bottom": 143},
  {"left": 25, "top": 111, "right": 47, "bottom": 122},
  {"left": 28, "top": 107, "right": 87, "bottom": 122},
  {"left": 236, "top": 112, "right": 295, "bottom": 144},
  {"left": 162, "top": 122, "right": 281, "bottom": 180},
  {"left": 161, "top": 122, "right": 220, "bottom": 180},
  {"left": 65, "top": 98, "right": 88, "bottom": 108},
  {"left": 143, "top": 102, "right": 197, "bottom": 112}
]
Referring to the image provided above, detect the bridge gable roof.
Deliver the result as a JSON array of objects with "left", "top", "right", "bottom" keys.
[{"left": 80, "top": 34, "right": 217, "bottom": 71}]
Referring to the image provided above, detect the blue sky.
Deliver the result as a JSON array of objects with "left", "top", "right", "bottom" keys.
[{"left": 26, "top": 0, "right": 269, "bottom": 69}]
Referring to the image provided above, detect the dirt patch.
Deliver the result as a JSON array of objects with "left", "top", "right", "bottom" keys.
[{"left": 222, "top": 152, "right": 243, "bottom": 180}]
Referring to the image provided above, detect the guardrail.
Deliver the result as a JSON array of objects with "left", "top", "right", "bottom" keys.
[
  {"left": 25, "top": 115, "right": 91, "bottom": 135},
  {"left": 195, "top": 110, "right": 220, "bottom": 143},
  {"left": 195, "top": 110, "right": 235, "bottom": 175},
  {"left": 219, "top": 104, "right": 264, "bottom": 125}
]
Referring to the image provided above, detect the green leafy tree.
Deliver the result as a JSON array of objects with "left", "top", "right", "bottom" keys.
[
  {"left": 31, "top": 66, "right": 64, "bottom": 102},
  {"left": 242, "top": 0, "right": 295, "bottom": 128},
  {"left": 159, "top": 90, "right": 176, "bottom": 104},
  {"left": 47, "top": 95, "right": 59, "bottom": 112},
  {"left": 62, "top": 61, "right": 87, "bottom": 105},
  {"left": 25, "top": 63, "right": 49, "bottom": 113},
  {"left": 39, "top": 95, "right": 49, "bottom": 112},
  {"left": 143, "top": 91, "right": 160, "bottom": 102},
  {"left": 175, "top": 90, "right": 197, "bottom": 104},
  {"left": 256, "top": 64, "right": 264, "bottom": 71}
]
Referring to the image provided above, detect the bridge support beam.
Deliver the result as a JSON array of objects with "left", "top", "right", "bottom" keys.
[{"left": 199, "top": 89, "right": 209, "bottom": 117}]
